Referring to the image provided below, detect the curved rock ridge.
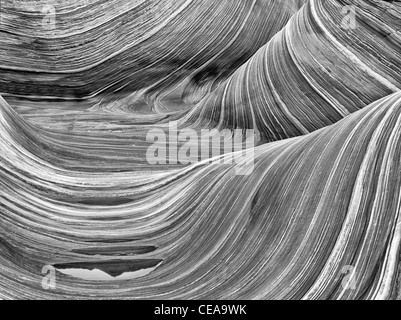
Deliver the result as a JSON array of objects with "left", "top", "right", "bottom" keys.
[
  {"left": 1, "top": 91, "right": 401, "bottom": 299},
  {"left": 1, "top": 0, "right": 401, "bottom": 301},
  {"left": 180, "top": 0, "right": 401, "bottom": 142},
  {"left": 0, "top": 0, "right": 307, "bottom": 109},
  {"left": 0, "top": 96, "right": 255, "bottom": 172}
]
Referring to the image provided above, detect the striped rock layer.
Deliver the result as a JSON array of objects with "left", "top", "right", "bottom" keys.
[{"left": 0, "top": 0, "right": 401, "bottom": 300}]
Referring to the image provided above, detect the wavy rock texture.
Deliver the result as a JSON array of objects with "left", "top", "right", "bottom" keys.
[
  {"left": 1, "top": 0, "right": 401, "bottom": 300},
  {"left": 0, "top": 0, "right": 307, "bottom": 109},
  {"left": 181, "top": 0, "right": 401, "bottom": 141}
]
